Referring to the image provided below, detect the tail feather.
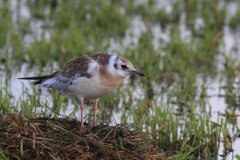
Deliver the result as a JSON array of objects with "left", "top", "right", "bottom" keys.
[
  {"left": 18, "top": 76, "right": 48, "bottom": 85},
  {"left": 18, "top": 71, "right": 60, "bottom": 86},
  {"left": 31, "top": 79, "right": 45, "bottom": 85},
  {"left": 18, "top": 76, "right": 49, "bottom": 80}
]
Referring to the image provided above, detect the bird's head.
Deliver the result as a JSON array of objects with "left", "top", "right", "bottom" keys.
[{"left": 108, "top": 55, "right": 145, "bottom": 78}]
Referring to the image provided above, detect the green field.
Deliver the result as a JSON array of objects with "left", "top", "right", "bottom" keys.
[{"left": 1, "top": 0, "right": 240, "bottom": 159}]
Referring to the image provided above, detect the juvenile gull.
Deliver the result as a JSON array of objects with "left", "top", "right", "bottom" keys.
[{"left": 19, "top": 53, "right": 145, "bottom": 132}]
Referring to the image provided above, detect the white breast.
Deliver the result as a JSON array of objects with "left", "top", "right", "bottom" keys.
[
  {"left": 61, "top": 60, "right": 118, "bottom": 101},
  {"left": 62, "top": 74, "right": 117, "bottom": 101}
]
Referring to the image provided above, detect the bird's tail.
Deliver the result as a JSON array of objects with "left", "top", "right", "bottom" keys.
[
  {"left": 18, "top": 71, "right": 59, "bottom": 85},
  {"left": 18, "top": 76, "right": 49, "bottom": 85}
]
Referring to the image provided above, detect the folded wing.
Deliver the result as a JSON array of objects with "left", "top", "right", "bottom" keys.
[{"left": 18, "top": 56, "right": 93, "bottom": 91}]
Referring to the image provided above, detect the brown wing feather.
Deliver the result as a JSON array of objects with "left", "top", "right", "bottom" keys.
[
  {"left": 39, "top": 55, "right": 92, "bottom": 88},
  {"left": 88, "top": 53, "right": 111, "bottom": 66},
  {"left": 39, "top": 55, "right": 104, "bottom": 90},
  {"left": 59, "top": 56, "right": 92, "bottom": 78},
  {"left": 50, "top": 53, "right": 111, "bottom": 80},
  {"left": 20, "top": 53, "right": 112, "bottom": 90}
]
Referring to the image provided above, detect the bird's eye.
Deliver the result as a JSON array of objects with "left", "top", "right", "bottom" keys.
[{"left": 121, "top": 65, "right": 127, "bottom": 69}]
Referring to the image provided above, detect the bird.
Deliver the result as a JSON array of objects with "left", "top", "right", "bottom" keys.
[{"left": 19, "top": 53, "right": 145, "bottom": 132}]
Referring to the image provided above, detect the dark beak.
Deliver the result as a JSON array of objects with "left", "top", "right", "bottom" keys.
[{"left": 132, "top": 70, "right": 145, "bottom": 76}]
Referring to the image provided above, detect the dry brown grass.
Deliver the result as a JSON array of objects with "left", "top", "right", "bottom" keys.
[{"left": 0, "top": 114, "right": 168, "bottom": 160}]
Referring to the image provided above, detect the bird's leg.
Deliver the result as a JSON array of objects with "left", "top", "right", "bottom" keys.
[
  {"left": 80, "top": 100, "right": 85, "bottom": 130},
  {"left": 92, "top": 99, "right": 98, "bottom": 127}
]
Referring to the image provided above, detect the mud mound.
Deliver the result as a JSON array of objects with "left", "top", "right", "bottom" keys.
[{"left": 0, "top": 114, "right": 166, "bottom": 160}]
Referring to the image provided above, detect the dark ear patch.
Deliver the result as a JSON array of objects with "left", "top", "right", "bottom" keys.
[{"left": 114, "top": 63, "right": 118, "bottom": 69}]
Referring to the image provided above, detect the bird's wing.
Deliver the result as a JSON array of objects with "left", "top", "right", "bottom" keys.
[
  {"left": 39, "top": 56, "right": 93, "bottom": 91},
  {"left": 19, "top": 53, "right": 112, "bottom": 91}
]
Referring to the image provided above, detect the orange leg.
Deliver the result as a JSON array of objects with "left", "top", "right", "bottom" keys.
[
  {"left": 92, "top": 99, "right": 98, "bottom": 127},
  {"left": 80, "top": 100, "right": 85, "bottom": 130}
]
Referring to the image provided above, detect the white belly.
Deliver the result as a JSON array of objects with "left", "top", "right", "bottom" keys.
[{"left": 62, "top": 75, "right": 119, "bottom": 101}]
